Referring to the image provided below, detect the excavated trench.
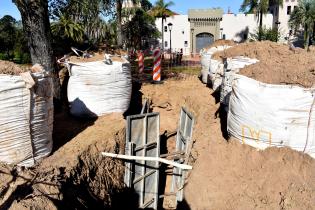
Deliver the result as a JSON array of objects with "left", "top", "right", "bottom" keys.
[{"left": 0, "top": 113, "right": 136, "bottom": 210}]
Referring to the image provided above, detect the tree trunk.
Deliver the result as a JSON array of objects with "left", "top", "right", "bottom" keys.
[
  {"left": 13, "top": 0, "right": 55, "bottom": 72},
  {"left": 259, "top": 10, "right": 263, "bottom": 41},
  {"left": 304, "top": 23, "right": 309, "bottom": 50},
  {"left": 116, "top": 0, "right": 123, "bottom": 48},
  {"left": 14, "top": 0, "right": 60, "bottom": 101}
]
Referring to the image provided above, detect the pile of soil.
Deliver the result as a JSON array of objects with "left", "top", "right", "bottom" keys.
[
  {"left": 0, "top": 113, "right": 128, "bottom": 209},
  {"left": 69, "top": 52, "right": 125, "bottom": 63},
  {"left": 213, "top": 41, "right": 315, "bottom": 88},
  {"left": 206, "top": 39, "right": 236, "bottom": 49},
  {"left": 140, "top": 76, "right": 315, "bottom": 209},
  {"left": 0, "top": 60, "right": 29, "bottom": 75},
  {"left": 0, "top": 74, "right": 314, "bottom": 209}
]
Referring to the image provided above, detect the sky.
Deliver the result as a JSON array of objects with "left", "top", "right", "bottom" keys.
[{"left": 0, "top": 0, "right": 244, "bottom": 20}]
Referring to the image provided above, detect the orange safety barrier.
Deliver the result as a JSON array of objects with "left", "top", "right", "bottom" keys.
[
  {"left": 138, "top": 51, "right": 144, "bottom": 73},
  {"left": 153, "top": 48, "right": 161, "bottom": 81}
]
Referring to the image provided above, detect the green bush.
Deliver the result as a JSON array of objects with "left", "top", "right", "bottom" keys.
[
  {"left": 250, "top": 26, "right": 281, "bottom": 42},
  {"left": 0, "top": 53, "right": 8, "bottom": 60}
]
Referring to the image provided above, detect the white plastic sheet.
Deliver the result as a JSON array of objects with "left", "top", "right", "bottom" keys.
[
  {"left": 228, "top": 75, "right": 315, "bottom": 158},
  {"left": 0, "top": 71, "right": 53, "bottom": 166},
  {"left": 67, "top": 59, "right": 132, "bottom": 117}
]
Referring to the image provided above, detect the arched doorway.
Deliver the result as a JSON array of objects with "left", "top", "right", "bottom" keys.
[{"left": 196, "top": 33, "right": 214, "bottom": 53}]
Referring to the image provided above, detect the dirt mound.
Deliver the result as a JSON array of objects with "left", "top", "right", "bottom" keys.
[
  {"left": 69, "top": 52, "right": 125, "bottom": 63},
  {"left": 213, "top": 41, "right": 315, "bottom": 88},
  {"left": 0, "top": 75, "right": 314, "bottom": 209},
  {"left": 0, "top": 60, "right": 29, "bottom": 75},
  {"left": 0, "top": 113, "right": 128, "bottom": 209},
  {"left": 206, "top": 39, "right": 236, "bottom": 49},
  {"left": 139, "top": 76, "right": 315, "bottom": 209}
]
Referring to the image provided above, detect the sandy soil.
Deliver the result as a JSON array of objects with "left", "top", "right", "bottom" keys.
[
  {"left": 0, "top": 60, "right": 29, "bottom": 75},
  {"left": 0, "top": 113, "right": 127, "bottom": 210},
  {"left": 0, "top": 66, "right": 314, "bottom": 209},
  {"left": 213, "top": 41, "right": 315, "bottom": 88},
  {"left": 69, "top": 52, "right": 125, "bottom": 63},
  {"left": 206, "top": 40, "right": 236, "bottom": 49},
  {"left": 139, "top": 76, "right": 315, "bottom": 210}
]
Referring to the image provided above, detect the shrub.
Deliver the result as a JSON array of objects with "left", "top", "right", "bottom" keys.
[{"left": 250, "top": 26, "right": 281, "bottom": 42}]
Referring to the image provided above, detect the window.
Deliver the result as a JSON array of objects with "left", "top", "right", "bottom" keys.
[
  {"left": 164, "top": 26, "right": 168, "bottom": 32},
  {"left": 287, "top": 6, "right": 291, "bottom": 15},
  {"left": 223, "top": 34, "right": 226, "bottom": 40},
  {"left": 165, "top": 41, "right": 168, "bottom": 48},
  {"left": 184, "top": 41, "right": 188, "bottom": 47}
]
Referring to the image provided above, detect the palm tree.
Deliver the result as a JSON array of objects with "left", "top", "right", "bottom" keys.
[
  {"left": 241, "top": 0, "right": 283, "bottom": 41},
  {"left": 51, "top": 15, "right": 84, "bottom": 42},
  {"left": 289, "top": 0, "right": 315, "bottom": 49},
  {"left": 149, "top": 0, "right": 175, "bottom": 51}
]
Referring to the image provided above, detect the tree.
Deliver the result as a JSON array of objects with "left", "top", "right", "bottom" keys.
[
  {"left": 240, "top": 0, "right": 283, "bottom": 41},
  {"left": 116, "top": 0, "right": 123, "bottom": 47},
  {"left": 149, "top": 0, "right": 175, "bottom": 51},
  {"left": 123, "top": 1, "right": 160, "bottom": 49},
  {"left": 0, "top": 15, "right": 17, "bottom": 58},
  {"left": 289, "top": 0, "right": 315, "bottom": 49},
  {"left": 51, "top": 15, "right": 84, "bottom": 42},
  {"left": 13, "top": 0, "right": 55, "bottom": 72},
  {"left": 115, "top": 0, "right": 141, "bottom": 48},
  {"left": 50, "top": 0, "right": 116, "bottom": 45}
]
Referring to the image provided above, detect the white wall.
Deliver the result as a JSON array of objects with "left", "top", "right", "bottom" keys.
[
  {"left": 155, "top": 13, "right": 277, "bottom": 54},
  {"left": 221, "top": 14, "right": 274, "bottom": 42},
  {"left": 155, "top": 15, "right": 191, "bottom": 55},
  {"left": 276, "top": 0, "right": 298, "bottom": 39}
]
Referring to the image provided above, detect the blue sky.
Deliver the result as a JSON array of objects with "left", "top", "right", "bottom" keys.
[
  {"left": 0, "top": 0, "right": 244, "bottom": 20},
  {"left": 149, "top": 0, "right": 244, "bottom": 15}
]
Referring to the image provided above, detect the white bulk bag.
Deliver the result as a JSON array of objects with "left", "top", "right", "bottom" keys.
[
  {"left": 0, "top": 71, "right": 53, "bottom": 167},
  {"left": 201, "top": 52, "right": 212, "bottom": 71},
  {"left": 209, "top": 57, "right": 259, "bottom": 93},
  {"left": 67, "top": 59, "right": 132, "bottom": 117},
  {"left": 228, "top": 75, "right": 315, "bottom": 158},
  {"left": 200, "top": 53, "right": 212, "bottom": 84},
  {"left": 200, "top": 46, "right": 232, "bottom": 84}
]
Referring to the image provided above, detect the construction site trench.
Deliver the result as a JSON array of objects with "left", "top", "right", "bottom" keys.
[{"left": 0, "top": 41, "right": 314, "bottom": 210}]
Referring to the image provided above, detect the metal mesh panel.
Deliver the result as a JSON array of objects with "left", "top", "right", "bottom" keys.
[
  {"left": 125, "top": 113, "right": 160, "bottom": 209},
  {"left": 171, "top": 107, "right": 195, "bottom": 202}
]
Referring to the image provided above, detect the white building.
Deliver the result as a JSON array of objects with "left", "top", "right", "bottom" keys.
[
  {"left": 122, "top": 0, "right": 140, "bottom": 8},
  {"left": 155, "top": 15, "right": 191, "bottom": 55},
  {"left": 221, "top": 14, "right": 273, "bottom": 42},
  {"left": 155, "top": 12, "right": 273, "bottom": 54},
  {"left": 153, "top": 1, "right": 299, "bottom": 54},
  {"left": 269, "top": 0, "right": 299, "bottom": 39}
]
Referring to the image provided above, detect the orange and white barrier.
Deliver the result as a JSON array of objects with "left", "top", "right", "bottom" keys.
[
  {"left": 153, "top": 48, "right": 161, "bottom": 81},
  {"left": 138, "top": 51, "right": 144, "bottom": 73}
]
